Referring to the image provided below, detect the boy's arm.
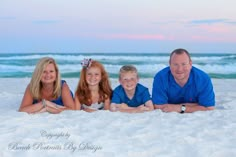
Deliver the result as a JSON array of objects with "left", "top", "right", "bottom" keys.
[
  {"left": 144, "top": 100, "right": 154, "bottom": 111},
  {"left": 110, "top": 103, "right": 131, "bottom": 112},
  {"left": 110, "top": 103, "right": 150, "bottom": 113}
]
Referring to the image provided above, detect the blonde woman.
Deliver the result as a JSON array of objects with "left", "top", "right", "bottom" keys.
[{"left": 19, "top": 57, "right": 74, "bottom": 114}]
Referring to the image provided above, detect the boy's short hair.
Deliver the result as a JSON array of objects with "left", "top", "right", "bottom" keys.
[{"left": 119, "top": 65, "right": 138, "bottom": 79}]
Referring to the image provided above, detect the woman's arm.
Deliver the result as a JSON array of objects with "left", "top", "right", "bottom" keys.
[
  {"left": 61, "top": 82, "right": 75, "bottom": 110},
  {"left": 19, "top": 85, "right": 45, "bottom": 113},
  {"left": 44, "top": 100, "right": 65, "bottom": 114}
]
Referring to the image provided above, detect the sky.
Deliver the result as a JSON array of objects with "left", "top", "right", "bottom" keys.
[{"left": 0, "top": 0, "right": 236, "bottom": 53}]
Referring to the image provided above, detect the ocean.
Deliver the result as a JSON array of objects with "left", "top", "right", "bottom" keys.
[{"left": 0, "top": 52, "right": 236, "bottom": 79}]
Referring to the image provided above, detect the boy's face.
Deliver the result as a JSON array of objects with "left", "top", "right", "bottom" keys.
[{"left": 119, "top": 72, "right": 139, "bottom": 92}]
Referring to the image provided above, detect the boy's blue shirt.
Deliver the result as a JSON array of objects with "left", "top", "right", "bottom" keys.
[{"left": 111, "top": 83, "right": 151, "bottom": 107}]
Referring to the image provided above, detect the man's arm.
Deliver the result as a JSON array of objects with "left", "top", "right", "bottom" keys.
[{"left": 154, "top": 103, "right": 214, "bottom": 113}]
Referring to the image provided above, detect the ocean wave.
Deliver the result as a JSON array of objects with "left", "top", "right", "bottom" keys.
[{"left": 0, "top": 53, "right": 236, "bottom": 78}]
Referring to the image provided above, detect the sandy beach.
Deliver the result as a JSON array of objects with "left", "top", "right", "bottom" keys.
[{"left": 0, "top": 78, "right": 236, "bottom": 157}]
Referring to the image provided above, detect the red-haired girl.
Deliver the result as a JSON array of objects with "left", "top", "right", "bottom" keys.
[{"left": 75, "top": 59, "right": 112, "bottom": 112}]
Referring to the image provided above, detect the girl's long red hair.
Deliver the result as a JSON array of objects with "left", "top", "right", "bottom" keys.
[{"left": 75, "top": 60, "right": 112, "bottom": 106}]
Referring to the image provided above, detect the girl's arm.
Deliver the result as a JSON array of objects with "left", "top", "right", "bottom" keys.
[
  {"left": 82, "top": 107, "right": 97, "bottom": 112},
  {"left": 74, "top": 96, "right": 81, "bottom": 110},
  {"left": 103, "top": 98, "right": 111, "bottom": 110}
]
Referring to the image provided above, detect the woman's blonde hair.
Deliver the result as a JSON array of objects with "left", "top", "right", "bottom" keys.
[
  {"left": 75, "top": 60, "right": 112, "bottom": 106},
  {"left": 29, "top": 57, "right": 61, "bottom": 100}
]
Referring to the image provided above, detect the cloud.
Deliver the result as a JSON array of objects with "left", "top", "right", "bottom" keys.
[
  {"left": 226, "top": 21, "right": 236, "bottom": 24},
  {"left": 32, "top": 20, "right": 61, "bottom": 25},
  {"left": 0, "top": 16, "right": 16, "bottom": 20},
  {"left": 190, "top": 35, "right": 236, "bottom": 42},
  {"left": 190, "top": 19, "right": 236, "bottom": 25}
]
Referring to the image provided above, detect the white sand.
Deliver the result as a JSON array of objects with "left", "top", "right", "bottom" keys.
[{"left": 0, "top": 78, "right": 236, "bottom": 157}]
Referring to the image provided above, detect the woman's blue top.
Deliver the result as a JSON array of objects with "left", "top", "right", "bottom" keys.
[{"left": 33, "top": 80, "right": 73, "bottom": 106}]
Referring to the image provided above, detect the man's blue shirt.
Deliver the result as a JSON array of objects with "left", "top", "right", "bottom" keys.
[
  {"left": 152, "top": 66, "right": 215, "bottom": 107},
  {"left": 111, "top": 83, "right": 151, "bottom": 107}
]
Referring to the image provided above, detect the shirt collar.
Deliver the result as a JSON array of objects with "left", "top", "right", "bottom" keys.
[{"left": 169, "top": 68, "right": 193, "bottom": 88}]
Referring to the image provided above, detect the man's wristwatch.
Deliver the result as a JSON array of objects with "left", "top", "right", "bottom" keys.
[{"left": 180, "top": 104, "right": 186, "bottom": 114}]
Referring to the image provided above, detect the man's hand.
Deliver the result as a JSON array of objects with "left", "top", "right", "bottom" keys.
[{"left": 158, "top": 104, "right": 181, "bottom": 113}]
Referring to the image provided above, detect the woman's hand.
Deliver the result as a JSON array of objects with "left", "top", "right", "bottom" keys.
[{"left": 45, "top": 100, "right": 65, "bottom": 109}]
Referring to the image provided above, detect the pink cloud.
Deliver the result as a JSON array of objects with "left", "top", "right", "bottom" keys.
[
  {"left": 80, "top": 32, "right": 236, "bottom": 42},
  {"left": 197, "top": 25, "right": 229, "bottom": 33},
  {"left": 191, "top": 35, "right": 236, "bottom": 42}
]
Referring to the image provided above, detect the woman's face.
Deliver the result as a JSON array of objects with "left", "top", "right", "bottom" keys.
[{"left": 41, "top": 63, "right": 57, "bottom": 84}]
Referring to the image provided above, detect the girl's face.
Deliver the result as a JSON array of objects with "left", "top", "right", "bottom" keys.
[
  {"left": 41, "top": 63, "right": 57, "bottom": 84},
  {"left": 86, "top": 67, "right": 102, "bottom": 86},
  {"left": 119, "top": 72, "right": 138, "bottom": 92}
]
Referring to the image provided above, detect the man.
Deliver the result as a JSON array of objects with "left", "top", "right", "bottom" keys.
[{"left": 152, "top": 48, "right": 215, "bottom": 113}]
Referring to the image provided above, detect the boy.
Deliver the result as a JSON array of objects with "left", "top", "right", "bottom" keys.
[{"left": 110, "top": 65, "right": 154, "bottom": 113}]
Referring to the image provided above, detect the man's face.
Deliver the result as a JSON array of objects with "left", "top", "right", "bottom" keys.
[{"left": 170, "top": 53, "right": 192, "bottom": 84}]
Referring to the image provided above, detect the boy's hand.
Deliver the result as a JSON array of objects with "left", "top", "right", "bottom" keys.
[
  {"left": 138, "top": 105, "right": 150, "bottom": 112},
  {"left": 119, "top": 103, "right": 129, "bottom": 109}
]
